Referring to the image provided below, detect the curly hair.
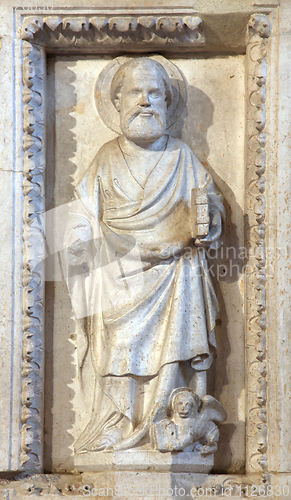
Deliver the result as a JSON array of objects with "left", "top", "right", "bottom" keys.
[
  {"left": 169, "top": 388, "right": 200, "bottom": 415},
  {"left": 110, "top": 57, "right": 173, "bottom": 109}
]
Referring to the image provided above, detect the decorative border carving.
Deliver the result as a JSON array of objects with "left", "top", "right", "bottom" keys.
[
  {"left": 19, "top": 9, "right": 273, "bottom": 484},
  {"left": 20, "top": 14, "right": 205, "bottom": 51},
  {"left": 245, "top": 13, "right": 272, "bottom": 473},
  {"left": 0, "top": 472, "right": 271, "bottom": 498},
  {"left": 21, "top": 40, "right": 46, "bottom": 471}
]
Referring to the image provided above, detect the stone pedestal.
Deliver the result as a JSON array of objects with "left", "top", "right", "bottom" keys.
[{"left": 75, "top": 451, "right": 214, "bottom": 473}]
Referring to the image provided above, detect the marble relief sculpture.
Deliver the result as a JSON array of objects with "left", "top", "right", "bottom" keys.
[
  {"left": 65, "top": 56, "right": 226, "bottom": 457},
  {"left": 151, "top": 388, "right": 226, "bottom": 454}
]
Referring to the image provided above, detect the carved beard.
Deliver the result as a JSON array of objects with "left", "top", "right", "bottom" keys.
[{"left": 120, "top": 108, "right": 167, "bottom": 143}]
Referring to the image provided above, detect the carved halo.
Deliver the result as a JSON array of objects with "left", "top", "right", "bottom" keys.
[{"left": 94, "top": 54, "right": 188, "bottom": 134}]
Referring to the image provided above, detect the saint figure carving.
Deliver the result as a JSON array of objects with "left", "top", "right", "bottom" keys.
[{"left": 65, "top": 56, "right": 225, "bottom": 454}]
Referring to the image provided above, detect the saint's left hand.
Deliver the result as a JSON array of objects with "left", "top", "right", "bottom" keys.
[{"left": 194, "top": 210, "right": 222, "bottom": 248}]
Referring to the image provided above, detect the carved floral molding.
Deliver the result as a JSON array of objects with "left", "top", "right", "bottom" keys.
[
  {"left": 22, "top": 40, "right": 45, "bottom": 471},
  {"left": 245, "top": 13, "right": 272, "bottom": 473},
  {"left": 20, "top": 14, "right": 205, "bottom": 50},
  {"left": 19, "top": 8, "right": 272, "bottom": 487}
]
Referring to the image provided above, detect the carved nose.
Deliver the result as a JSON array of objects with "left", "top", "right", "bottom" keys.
[{"left": 139, "top": 92, "right": 150, "bottom": 107}]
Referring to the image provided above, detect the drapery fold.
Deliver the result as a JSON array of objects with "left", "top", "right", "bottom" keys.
[{"left": 64, "top": 135, "right": 225, "bottom": 451}]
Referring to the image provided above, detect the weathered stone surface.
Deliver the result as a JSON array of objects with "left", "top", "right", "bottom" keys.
[
  {"left": 1, "top": 0, "right": 291, "bottom": 496},
  {"left": 47, "top": 53, "right": 245, "bottom": 474}
]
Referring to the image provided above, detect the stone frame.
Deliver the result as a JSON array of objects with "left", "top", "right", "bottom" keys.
[{"left": 15, "top": 5, "right": 276, "bottom": 496}]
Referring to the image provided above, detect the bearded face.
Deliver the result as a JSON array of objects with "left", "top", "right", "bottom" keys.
[{"left": 117, "top": 68, "right": 168, "bottom": 145}]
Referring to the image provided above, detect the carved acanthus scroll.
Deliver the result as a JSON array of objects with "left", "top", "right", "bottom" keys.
[
  {"left": 246, "top": 13, "right": 272, "bottom": 473},
  {"left": 20, "top": 15, "right": 205, "bottom": 51},
  {"left": 21, "top": 40, "right": 46, "bottom": 471}
]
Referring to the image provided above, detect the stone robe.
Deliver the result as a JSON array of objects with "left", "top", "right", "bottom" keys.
[{"left": 65, "top": 135, "right": 224, "bottom": 452}]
